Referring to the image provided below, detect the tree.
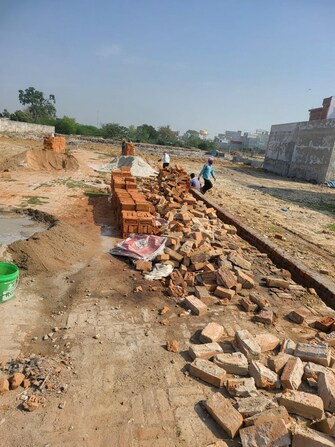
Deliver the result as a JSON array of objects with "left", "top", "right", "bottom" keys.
[
  {"left": 0, "top": 109, "right": 11, "bottom": 118},
  {"left": 157, "top": 125, "right": 178, "bottom": 145},
  {"left": 10, "top": 110, "right": 33, "bottom": 122},
  {"left": 101, "top": 122, "right": 128, "bottom": 139},
  {"left": 184, "top": 129, "right": 199, "bottom": 140},
  {"left": 55, "top": 116, "right": 77, "bottom": 135},
  {"left": 18, "top": 87, "right": 56, "bottom": 122},
  {"left": 136, "top": 124, "right": 158, "bottom": 143}
]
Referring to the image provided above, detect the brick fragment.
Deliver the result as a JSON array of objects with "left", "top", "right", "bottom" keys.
[
  {"left": 226, "top": 377, "right": 257, "bottom": 397},
  {"left": 249, "top": 360, "right": 280, "bottom": 389},
  {"left": 164, "top": 247, "right": 183, "bottom": 262},
  {"left": 188, "top": 342, "right": 223, "bottom": 360},
  {"left": 280, "top": 339, "right": 296, "bottom": 355},
  {"left": 287, "top": 308, "right": 310, "bottom": 324},
  {"left": 255, "top": 333, "right": 280, "bottom": 352},
  {"left": 318, "top": 371, "right": 335, "bottom": 412},
  {"left": 200, "top": 322, "right": 224, "bottom": 343},
  {"left": 279, "top": 389, "right": 324, "bottom": 420},
  {"left": 240, "top": 419, "right": 291, "bottom": 447},
  {"left": 236, "top": 396, "right": 277, "bottom": 418},
  {"left": 189, "top": 359, "right": 226, "bottom": 387},
  {"left": 240, "top": 297, "right": 258, "bottom": 312},
  {"left": 205, "top": 392, "right": 243, "bottom": 438},
  {"left": 244, "top": 406, "right": 290, "bottom": 427},
  {"left": 281, "top": 357, "right": 304, "bottom": 390},
  {"left": 294, "top": 342, "right": 330, "bottom": 366},
  {"left": 214, "top": 286, "right": 235, "bottom": 299},
  {"left": 184, "top": 271, "right": 195, "bottom": 286},
  {"left": 249, "top": 292, "right": 270, "bottom": 309},
  {"left": 194, "top": 286, "right": 214, "bottom": 306},
  {"left": 0, "top": 376, "right": 9, "bottom": 393},
  {"left": 266, "top": 277, "right": 290, "bottom": 288},
  {"left": 268, "top": 353, "right": 292, "bottom": 374},
  {"left": 228, "top": 252, "right": 251, "bottom": 270},
  {"left": 214, "top": 352, "right": 249, "bottom": 375},
  {"left": 313, "top": 416, "right": 335, "bottom": 437},
  {"left": 237, "top": 270, "right": 255, "bottom": 289},
  {"left": 184, "top": 295, "right": 207, "bottom": 316},
  {"left": 10, "top": 372, "right": 25, "bottom": 390},
  {"left": 235, "top": 330, "right": 261, "bottom": 359},
  {"left": 216, "top": 267, "right": 237, "bottom": 289},
  {"left": 254, "top": 309, "right": 274, "bottom": 325},
  {"left": 292, "top": 426, "right": 335, "bottom": 447},
  {"left": 315, "top": 316, "right": 335, "bottom": 333},
  {"left": 304, "top": 362, "right": 331, "bottom": 380}
]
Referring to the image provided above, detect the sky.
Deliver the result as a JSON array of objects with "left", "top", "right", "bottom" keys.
[{"left": 1, "top": 0, "right": 335, "bottom": 137}]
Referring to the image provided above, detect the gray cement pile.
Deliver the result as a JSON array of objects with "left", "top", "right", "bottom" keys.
[{"left": 90, "top": 155, "right": 157, "bottom": 178}]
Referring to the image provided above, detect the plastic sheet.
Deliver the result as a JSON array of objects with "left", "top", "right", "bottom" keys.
[{"left": 110, "top": 234, "right": 167, "bottom": 261}]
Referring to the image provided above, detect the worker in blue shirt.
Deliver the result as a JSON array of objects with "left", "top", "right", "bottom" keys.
[{"left": 198, "top": 157, "right": 216, "bottom": 194}]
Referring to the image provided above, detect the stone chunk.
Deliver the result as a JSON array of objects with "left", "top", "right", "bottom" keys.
[
  {"left": 205, "top": 392, "right": 243, "bottom": 438},
  {"left": 189, "top": 342, "right": 223, "bottom": 360},
  {"left": 281, "top": 357, "right": 304, "bottom": 390},
  {"left": 0, "top": 376, "right": 9, "bottom": 394},
  {"left": 249, "top": 360, "right": 280, "bottom": 389},
  {"left": 254, "top": 310, "right": 274, "bottom": 325},
  {"left": 235, "top": 330, "right": 261, "bottom": 359},
  {"left": 214, "top": 286, "right": 235, "bottom": 300},
  {"left": 255, "top": 333, "right": 280, "bottom": 352},
  {"left": 184, "top": 295, "right": 207, "bottom": 316},
  {"left": 236, "top": 396, "right": 277, "bottom": 418},
  {"left": 200, "top": 322, "right": 224, "bottom": 343},
  {"left": 237, "top": 271, "right": 255, "bottom": 289},
  {"left": 279, "top": 389, "right": 324, "bottom": 420},
  {"left": 266, "top": 277, "right": 290, "bottom": 289},
  {"left": 288, "top": 308, "right": 310, "bottom": 324},
  {"left": 292, "top": 426, "right": 335, "bottom": 447},
  {"left": 244, "top": 406, "right": 290, "bottom": 427},
  {"left": 226, "top": 377, "right": 257, "bottom": 397},
  {"left": 294, "top": 342, "right": 330, "bottom": 366},
  {"left": 216, "top": 267, "right": 237, "bottom": 289},
  {"left": 268, "top": 353, "right": 292, "bottom": 374},
  {"left": 240, "top": 419, "right": 291, "bottom": 447},
  {"left": 189, "top": 359, "right": 226, "bottom": 387},
  {"left": 10, "top": 372, "right": 25, "bottom": 390},
  {"left": 214, "top": 352, "right": 249, "bottom": 376},
  {"left": 318, "top": 371, "right": 335, "bottom": 412}
]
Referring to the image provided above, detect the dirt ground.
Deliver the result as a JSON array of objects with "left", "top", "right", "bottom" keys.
[{"left": 0, "top": 136, "right": 334, "bottom": 447}]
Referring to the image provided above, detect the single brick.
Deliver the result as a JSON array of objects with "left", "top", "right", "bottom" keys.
[
  {"left": 268, "top": 353, "right": 292, "bottom": 374},
  {"left": 235, "top": 330, "right": 261, "bottom": 359},
  {"left": 265, "top": 277, "right": 290, "bottom": 288},
  {"left": 214, "top": 352, "right": 249, "bottom": 376},
  {"left": 240, "top": 419, "right": 291, "bottom": 447},
  {"left": 292, "top": 426, "right": 335, "bottom": 447},
  {"left": 216, "top": 267, "right": 237, "bottom": 289},
  {"left": 244, "top": 406, "right": 290, "bottom": 427},
  {"left": 281, "top": 357, "right": 304, "bottom": 390},
  {"left": 315, "top": 316, "right": 335, "bottom": 333},
  {"left": 287, "top": 308, "right": 310, "bottom": 324},
  {"left": 254, "top": 310, "right": 274, "bottom": 325},
  {"left": 318, "top": 371, "right": 335, "bottom": 412},
  {"left": 279, "top": 389, "right": 324, "bottom": 420},
  {"left": 189, "top": 342, "right": 223, "bottom": 360},
  {"left": 228, "top": 252, "right": 251, "bottom": 271},
  {"left": 240, "top": 297, "right": 258, "bottom": 312},
  {"left": 236, "top": 396, "right": 277, "bottom": 418},
  {"left": 184, "top": 295, "right": 207, "bottom": 316},
  {"left": 294, "top": 342, "right": 330, "bottom": 367},
  {"left": 249, "top": 360, "right": 280, "bottom": 389},
  {"left": 304, "top": 362, "right": 331, "bottom": 380},
  {"left": 249, "top": 292, "right": 270, "bottom": 309},
  {"left": 214, "top": 286, "right": 235, "bottom": 300},
  {"left": 280, "top": 339, "right": 296, "bottom": 355},
  {"left": 205, "top": 392, "right": 243, "bottom": 438},
  {"left": 237, "top": 270, "right": 255, "bottom": 289},
  {"left": 255, "top": 333, "right": 280, "bottom": 352},
  {"left": 189, "top": 359, "right": 226, "bottom": 387},
  {"left": 226, "top": 377, "right": 257, "bottom": 397},
  {"left": 200, "top": 322, "right": 224, "bottom": 343},
  {"left": 312, "top": 416, "right": 335, "bottom": 437}
]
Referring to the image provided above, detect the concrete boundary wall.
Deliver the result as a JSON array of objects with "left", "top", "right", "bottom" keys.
[
  {"left": 0, "top": 119, "right": 54, "bottom": 135},
  {"left": 191, "top": 189, "right": 335, "bottom": 308},
  {"left": 264, "top": 119, "right": 335, "bottom": 183}
]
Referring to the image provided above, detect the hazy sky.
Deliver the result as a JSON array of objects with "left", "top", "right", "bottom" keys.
[{"left": 1, "top": 0, "right": 335, "bottom": 137}]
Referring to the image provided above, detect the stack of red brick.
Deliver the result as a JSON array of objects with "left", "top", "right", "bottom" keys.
[
  {"left": 43, "top": 136, "right": 66, "bottom": 154},
  {"left": 122, "top": 142, "right": 135, "bottom": 156},
  {"left": 111, "top": 167, "right": 155, "bottom": 238}
]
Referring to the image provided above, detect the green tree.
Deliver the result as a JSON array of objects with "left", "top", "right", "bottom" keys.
[
  {"left": 0, "top": 109, "right": 11, "bottom": 118},
  {"left": 10, "top": 110, "right": 33, "bottom": 122},
  {"left": 136, "top": 124, "right": 158, "bottom": 143},
  {"left": 18, "top": 87, "right": 56, "bottom": 122},
  {"left": 101, "top": 122, "right": 127, "bottom": 139},
  {"left": 157, "top": 125, "right": 178, "bottom": 145},
  {"left": 75, "top": 123, "right": 104, "bottom": 137},
  {"left": 55, "top": 116, "right": 77, "bottom": 134},
  {"left": 126, "top": 125, "right": 138, "bottom": 140}
]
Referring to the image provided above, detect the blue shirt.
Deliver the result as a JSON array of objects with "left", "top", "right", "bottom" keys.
[{"left": 199, "top": 163, "right": 215, "bottom": 180}]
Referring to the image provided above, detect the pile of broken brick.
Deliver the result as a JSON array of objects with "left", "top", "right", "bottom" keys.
[
  {"left": 135, "top": 167, "right": 335, "bottom": 446},
  {"left": 0, "top": 355, "right": 69, "bottom": 412}
]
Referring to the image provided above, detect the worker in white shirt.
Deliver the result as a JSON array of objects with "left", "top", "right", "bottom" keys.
[{"left": 162, "top": 152, "right": 170, "bottom": 168}]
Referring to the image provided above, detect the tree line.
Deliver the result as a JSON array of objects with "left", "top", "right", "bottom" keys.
[{"left": 0, "top": 87, "right": 218, "bottom": 150}]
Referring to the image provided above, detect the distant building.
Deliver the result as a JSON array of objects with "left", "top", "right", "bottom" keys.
[
  {"left": 243, "top": 129, "right": 269, "bottom": 151},
  {"left": 309, "top": 96, "right": 335, "bottom": 121},
  {"left": 215, "top": 129, "right": 268, "bottom": 151}
]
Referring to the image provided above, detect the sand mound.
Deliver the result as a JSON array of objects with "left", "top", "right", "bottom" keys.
[
  {"left": 90, "top": 155, "right": 157, "bottom": 177},
  {"left": 0, "top": 149, "right": 79, "bottom": 172}
]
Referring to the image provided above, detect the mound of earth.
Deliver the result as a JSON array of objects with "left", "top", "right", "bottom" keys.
[
  {"left": 90, "top": 155, "right": 157, "bottom": 177},
  {"left": 0, "top": 149, "right": 79, "bottom": 172},
  {"left": 8, "top": 220, "right": 90, "bottom": 274}
]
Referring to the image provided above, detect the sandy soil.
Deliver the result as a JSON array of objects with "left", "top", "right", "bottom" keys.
[{"left": 0, "top": 136, "right": 334, "bottom": 447}]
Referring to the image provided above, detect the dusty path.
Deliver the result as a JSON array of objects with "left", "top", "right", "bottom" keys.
[{"left": 0, "top": 138, "right": 334, "bottom": 446}]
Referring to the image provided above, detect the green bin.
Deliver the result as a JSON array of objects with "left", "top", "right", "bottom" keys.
[{"left": 0, "top": 262, "right": 19, "bottom": 303}]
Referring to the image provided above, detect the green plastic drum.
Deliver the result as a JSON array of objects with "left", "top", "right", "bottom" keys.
[{"left": 0, "top": 262, "right": 19, "bottom": 303}]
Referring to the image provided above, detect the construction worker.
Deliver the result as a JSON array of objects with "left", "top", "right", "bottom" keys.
[
  {"left": 190, "top": 173, "right": 201, "bottom": 190},
  {"left": 121, "top": 138, "right": 126, "bottom": 154},
  {"left": 198, "top": 157, "right": 216, "bottom": 194},
  {"left": 160, "top": 152, "right": 170, "bottom": 169}
]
